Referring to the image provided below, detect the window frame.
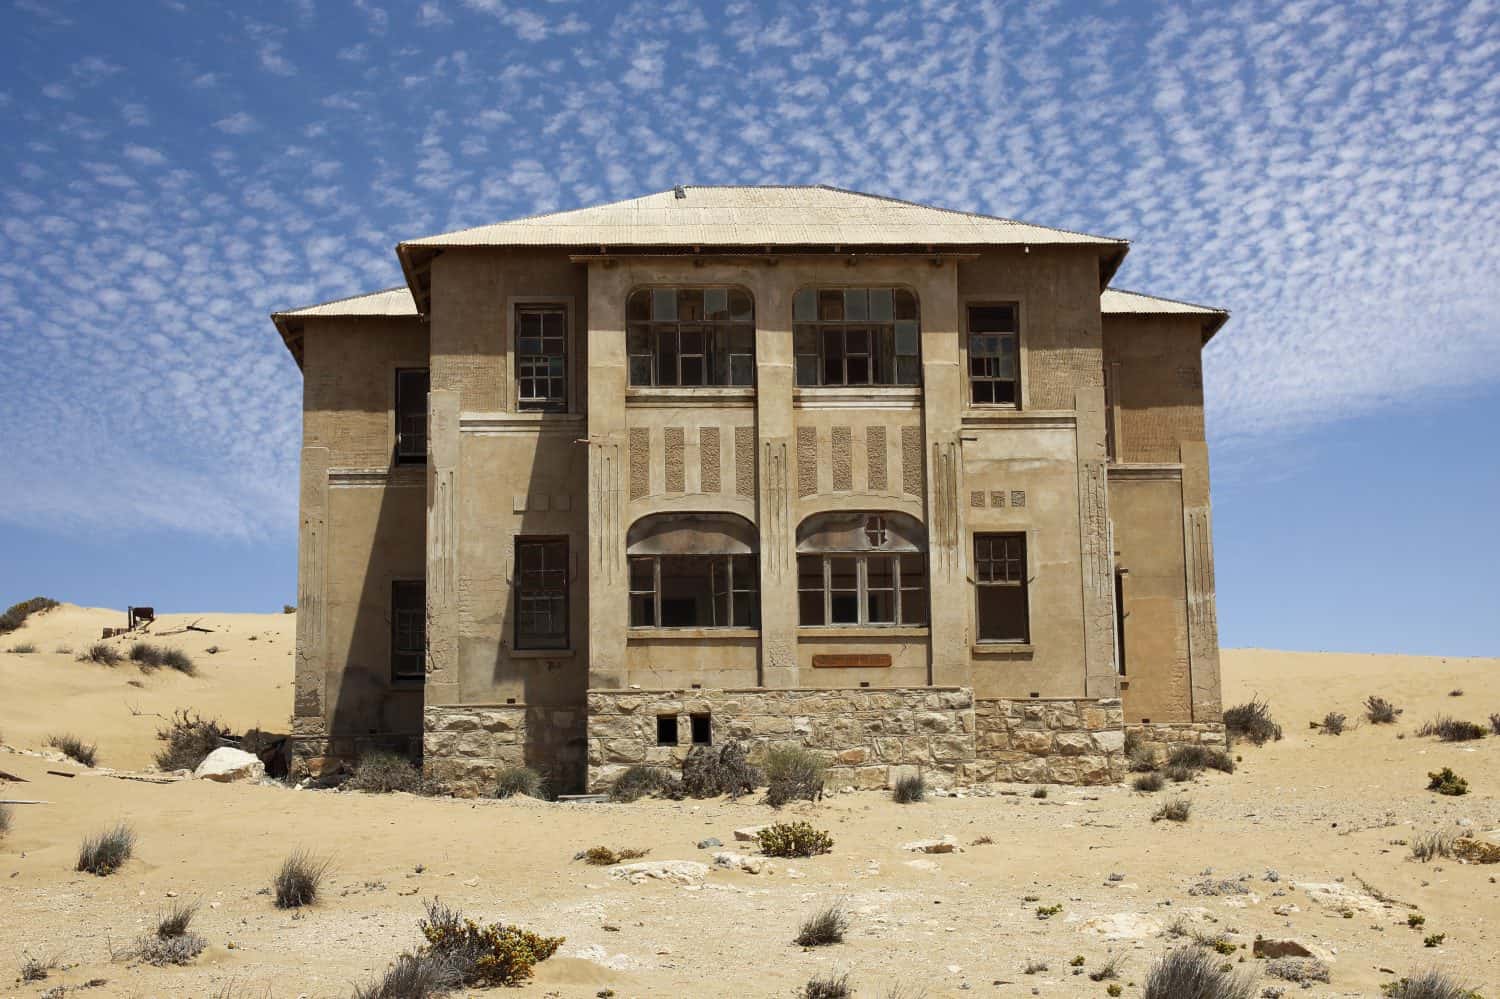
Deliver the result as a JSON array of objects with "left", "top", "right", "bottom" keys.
[
  {"left": 965, "top": 301, "right": 1022, "bottom": 408},
  {"left": 627, "top": 553, "right": 760, "bottom": 629},
  {"left": 792, "top": 286, "right": 921, "bottom": 388},
  {"left": 394, "top": 368, "right": 429, "bottom": 465},
  {"left": 514, "top": 302, "right": 570, "bottom": 412},
  {"left": 796, "top": 551, "right": 928, "bottom": 628},
  {"left": 973, "top": 531, "right": 1030, "bottom": 644},
  {"left": 513, "top": 536, "right": 570, "bottom": 650},
  {"left": 626, "top": 286, "right": 756, "bottom": 389},
  {"left": 390, "top": 578, "right": 426, "bottom": 684}
]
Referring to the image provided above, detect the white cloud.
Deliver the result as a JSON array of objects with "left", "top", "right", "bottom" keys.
[
  {"left": 213, "top": 112, "right": 259, "bottom": 134},
  {"left": 416, "top": 1, "right": 450, "bottom": 27},
  {"left": 123, "top": 144, "right": 167, "bottom": 166}
]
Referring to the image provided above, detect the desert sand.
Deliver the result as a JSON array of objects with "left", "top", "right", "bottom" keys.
[{"left": 1, "top": 604, "right": 1496, "bottom": 997}]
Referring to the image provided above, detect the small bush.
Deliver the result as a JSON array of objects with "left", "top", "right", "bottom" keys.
[
  {"left": 130, "top": 900, "right": 207, "bottom": 965},
  {"left": 1024, "top": 959, "right": 1049, "bottom": 974},
  {"left": 1031, "top": 785, "right": 1049, "bottom": 799},
  {"left": 1490, "top": 713, "right": 1500, "bottom": 735},
  {"left": 763, "top": 745, "right": 827, "bottom": 806},
  {"left": 1423, "top": 933, "right": 1445, "bottom": 947},
  {"left": 0, "top": 596, "right": 58, "bottom": 635},
  {"left": 1133, "top": 771, "right": 1165, "bottom": 792},
  {"left": 1380, "top": 969, "right": 1483, "bottom": 998},
  {"left": 680, "top": 741, "right": 761, "bottom": 799},
  {"left": 892, "top": 774, "right": 926, "bottom": 804},
  {"left": 346, "top": 750, "right": 423, "bottom": 793},
  {"left": 796, "top": 903, "right": 848, "bottom": 946},
  {"left": 1089, "top": 952, "right": 1125, "bottom": 981},
  {"left": 804, "top": 973, "right": 852, "bottom": 999},
  {"left": 1416, "top": 717, "right": 1486, "bottom": 742},
  {"left": 8, "top": 642, "right": 37, "bottom": 654},
  {"left": 78, "top": 642, "right": 123, "bottom": 666},
  {"left": 159, "top": 648, "right": 195, "bottom": 675},
  {"left": 1142, "top": 946, "right": 1254, "bottom": 999},
  {"left": 1448, "top": 689, "right": 1464, "bottom": 697},
  {"left": 283, "top": 604, "right": 297, "bottom": 614},
  {"left": 273, "top": 850, "right": 331, "bottom": 908},
  {"left": 1411, "top": 831, "right": 1456, "bottom": 861},
  {"left": 757, "top": 821, "right": 834, "bottom": 858},
  {"left": 129, "top": 642, "right": 165, "bottom": 668},
  {"left": 19, "top": 953, "right": 60, "bottom": 982},
  {"left": 493, "top": 765, "right": 545, "bottom": 799},
  {"left": 48, "top": 733, "right": 97, "bottom": 767},
  {"left": 1266, "top": 957, "right": 1329, "bottom": 983},
  {"left": 155, "top": 899, "right": 198, "bottom": 939},
  {"left": 77, "top": 823, "right": 135, "bottom": 875},
  {"left": 609, "top": 765, "right": 673, "bottom": 803},
  {"left": 1166, "top": 744, "right": 1234, "bottom": 773},
  {"left": 1035, "top": 903, "right": 1063, "bottom": 919},
  {"left": 1426, "top": 768, "right": 1469, "bottom": 796},
  {"left": 353, "top": 951, "right": 463, "bottom": 999},
  {"left": 1164, "top": 764, "right": 1196, "bottom": 783},
  {"left": 581, "top": 846, "right": 649, "bottom": 866},
  {"left": 1152, "top": 798, "right": 1192, "bottom": 823},
  {"left": 1222, "top": 697, "right": 1282, "bottom": 746},
  {"left": 1315, "top": 711, "right": 1347, "bottom": 735},
  {"left": 419, "top": 897, "right": 564, "bottom": 986},
  {"left": 1366, "top": 695, "right": 1403, "bottom": 724},
  {"left": 153, "top": 710, "right": 232, "bottom": 772}
]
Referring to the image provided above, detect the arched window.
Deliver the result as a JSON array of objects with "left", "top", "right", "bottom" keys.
[
  {"left": 627, "top": 513, "right": 759, "bottom": 628},
  {"left": 626, "top": 287, "right": 755, "bottom": 387},
  {"left": 795, "top": 512, "right": 928, "bottom": 627},
  {"left": 792, "top": 287, "right": 920, "bottom": 387}
]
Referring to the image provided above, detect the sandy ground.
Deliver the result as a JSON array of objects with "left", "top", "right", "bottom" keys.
[{"left": 1, "top": 606, "right": 1497, "bottom": 998}]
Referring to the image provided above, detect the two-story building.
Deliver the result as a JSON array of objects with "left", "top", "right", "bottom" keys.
[{"left": 272, "top": 185, "right": 1229, "bottom": 796}]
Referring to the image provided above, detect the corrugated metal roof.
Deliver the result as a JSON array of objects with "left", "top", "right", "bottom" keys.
[
  {"left": 272, "top": 286, "right": 418, "bottom": 319},
  {"left": 401, "top": 185, "right": 1126, "bottom": 249},
  {"left": 1102, "top": 287, "right": 1228, "bottom": 341}
]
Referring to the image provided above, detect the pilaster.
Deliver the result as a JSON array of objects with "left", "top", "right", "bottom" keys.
[
  {"left": 585, "top": 263, "right": 630, "bottom": 689},
  {"left": 1075, "top": 386, "right": 1119, "bottom": 698},
  {"left": 294, "top": 444, "right": 329, "bottom": 730},
  {"left": 1180, "top": 439, "right": 1222, "bottom": 719},
  {"left": 425, "top": 389, "right": 461, "bottom": 705}
]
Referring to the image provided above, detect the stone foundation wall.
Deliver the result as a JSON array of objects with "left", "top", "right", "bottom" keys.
[
  {"left": 289, "top": 717, "right": 423, "bottom": 779},
  {"left": 423, "top": 705, "right": 587, "bottom": 797},
  {"left": 968, "top": 698, "right": 1127, "bottom": 784},
  {"left": 586, "top": 687, "right": 975, "bottom": 791},
  {"left": 1124, "top": 720, "right": 1228, "bottom": 767}
]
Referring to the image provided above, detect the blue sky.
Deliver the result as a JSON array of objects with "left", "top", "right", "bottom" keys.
[{"left": 1, "top": 0, "right": 1496, "bottom": 656}]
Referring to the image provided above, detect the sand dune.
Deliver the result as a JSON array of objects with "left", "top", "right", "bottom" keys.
[{"left": 0, "top": 607, "right": 1496, "bottom": 997}]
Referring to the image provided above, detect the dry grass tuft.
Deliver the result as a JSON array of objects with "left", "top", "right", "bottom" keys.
[
  {"left": 1417, "top": 716, "right": 1486, "bottom": 742},
  {"left": 892, "top": 774, "right": 926, "bottom": 804},
  {"left": 1133, "top": 771, "right": 1165, "bottom": 792},
  {"left": 795, "top": 904, "right": 848, "bottom": 947},
  {"left": 352, "top": 951, "right": 463, "bottom": 999},
  {"left": 494, "top": 765, "right": 546, "bottom": 800},
  {"left": 763, "top": 745, "right": 827, "bottom": 806},
  {"left": 1222, "top": 697, "right": 1282, "bottom": 746},
  {"left": 346, "top": 750, "right": 423, "bottom": 793},
  {"left": 8, "top": 642, "right": 37, "bottom": 654},
  {"left": 76, "top": 823, "right": 134, "bottom": 876},
  {"left": 77, "top": 642, "right": 123, "bottom": 666},
  {"left": 1379, "top": 969, "right": 1484, "bottom": 998},
  {"left": 1410, "top": 831, "right": 1456, "bottom": 862},
  {"left": 1142, "top": 946, "right": 1254, "bottom": 999},
  {"left": 48, "top": 733, "right": 96, "bottom": 767},
  {"left": 1152, "top": 798, "right": 1192, "bottom": 823},
  {"left": 804, "top": 972, "right": 852, "bottom": 999},
  {"left": 1166, "top": 744, "right": 1234, "bottom": 773},
  {"left": 273, "top": 850, "right": 331, "bottom": 908}
]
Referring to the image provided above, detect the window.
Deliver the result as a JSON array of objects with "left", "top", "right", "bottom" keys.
[
  {"left": 796, "top": 512, "right": 928, "bottom": 627},
  {"left": 391, "top": 580, "right": 425, "bottom": 682},
  {"left": 516, "top": 305, "right": 568, "bottom": 411},
  {"left": 689, "top": 713, "right": 712, "bottom": 746},
  {"left": 628, "top": 554, "right": 760, "bottom": 628},
  {"left": 793, "top": 287, "right": 920, "bottom": 387},
  {"left": 975, "top": 533, "right": 1028, "bottom": 643},
  {"left": 626, "top": 287, "right": 754, "bottom": 387},
  {"left": 656, "top": 715, "right": 679, "bottom": 746},
  {"left": 968, "top": 304, "right": 1019, "bottom": 405},
  {"left": 515, "top": 538, "right": 569, "bottom": 649},
  {"left": 395, "top": 369, "right": 429, "bottom": 464}
]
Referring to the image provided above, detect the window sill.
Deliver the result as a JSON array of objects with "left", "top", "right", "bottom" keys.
[
  {"left": 798, "top": 626, "right": 929, "bottom": 639},
  {"left": 626, "top": 387, "right": 755, "bottom": 406},
  {"left": 972, "top": 642, "right": 1034, "bottom": 657},
  {"left": 793, "top": 386, "right": 921, "bottom": 409},
  {"left": 391, "top": 677, "right": 427, "bottom": 689},
  {"left": 508, "top": 647, "right": 574, "bottom": 659},
  {"left": 628, "top": 627, "right": 760, "bottom": 640}
]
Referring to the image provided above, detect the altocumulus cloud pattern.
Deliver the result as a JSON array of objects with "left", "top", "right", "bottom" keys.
[{"left": 0, "top": 0, "right": 1496, "bottom": 541}]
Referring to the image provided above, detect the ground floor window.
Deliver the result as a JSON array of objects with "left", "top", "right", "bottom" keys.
[
  {"left": 797, "top": 553, "right": 928, "bottom": 626},
  {"left": 515, "top": 538, "right": 569, "bottom": 649},
  {"left": 391, "top": 579, "right": 425, "bottom": 682},
  {"left": 974, "top": 532, "right": 1028, "bottom": 643},
  {"left": 629, "top": 554, "right": 759, "bottom": 628}
]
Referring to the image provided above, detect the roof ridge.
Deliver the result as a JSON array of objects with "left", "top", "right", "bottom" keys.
[
  {"left": 271, "top": 284, "right": 412, "bottom": 317},
  {"left": 1105, "top": 285, "right": 1228, "bottom": 315}
]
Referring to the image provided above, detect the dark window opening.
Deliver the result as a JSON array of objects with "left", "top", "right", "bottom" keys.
[
  {"left": 792, "top": 287, "right": 920, "bottom": 387},
  {"left": 656, "top": 715, "right": 679, "bottom": 746},
  {"left": 627, "top": 287, "right": 755, "bottom": 387},
  {"left": 628, "top": 554, "right": 759, "bottom": 629},
  {"left": 689, "top": 713, "right": 712, "bottom": 746},
  {"left": 1114, "top": 568, "right": 1127, "bottom": 675},
  {"left": 516, "top": 305, "right": 568, "bottom": 411},
  {"left": 391, "top": 579, "right": 426, "bottom": 683},
  {"left": 395, "top": 368, "right": 429, "bottom": 464},
  {"left": 796, "top": 552, "right": 928, "bottom": 627},
  {"left": 968, "top": 304, "right": 1019, "bottom": 406},
  {"left": 515, "top": 538, "right": 569, "bottom": 649},
  {"left": 975, "top": 533, "right": 1028, "bottom": 643}
]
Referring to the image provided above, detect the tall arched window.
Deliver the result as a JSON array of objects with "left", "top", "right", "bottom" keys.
[
  {"left": 792, "top": 287, "right": 920, "bottom": 387},
  {"left": 626, "top": 287, "right": 755, "bottom": 387},
  {"left": 627, "top": 513, "right": 760, "bottom": 628},
  {"left": 796, "top": 511, "right": 928, "bottom": 627}
]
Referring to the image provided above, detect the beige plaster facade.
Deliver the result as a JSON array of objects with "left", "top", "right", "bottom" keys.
[{"left": 272, "top": 186, "right": 1229, "bottom": 793}]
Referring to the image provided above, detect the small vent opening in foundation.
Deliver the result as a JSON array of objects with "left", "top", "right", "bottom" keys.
[
  {"left": 506, "top": 698, "right": 516, "bottom": 705},
  {"left": 1029, "top": 691, "right": 1040, "bottom": 698},
  {"left": 859, "top": 681, "right": 870, "bottom": 688}
]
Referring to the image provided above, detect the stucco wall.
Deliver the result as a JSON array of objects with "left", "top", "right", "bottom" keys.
[{"left": 1103, "top": 315, "right": 1206, "bottom": 464}]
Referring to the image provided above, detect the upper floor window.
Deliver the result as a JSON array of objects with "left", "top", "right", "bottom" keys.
[
  {"left": 627, "top": 287, "right": 754, "bottom": 387},
  {"left": 516, "top": 304, "right": 568, "bottom": 411},
  {"left": 968, "top": 304, "right": 1019, "bottom": 405},
  {"left": 626, "top": 513, "right": 760, "bottom": 628},
  {"left": 391, "top": 579, "right": 425, "bottom": 683},
  {"left": 515, "top": 537, "right": 569, "bottom": 650},
  {"left": 395, "top": 368, "right": 429, "bottom": 464},
  {"left": 796, "top": 511, "right": 928, "bottom": 627},
  {"left": 974, "top": 532, "right": 1028, "bottom": 643},
  {"left": 793, "top": 287, "right": 920, "bottom": 387}
]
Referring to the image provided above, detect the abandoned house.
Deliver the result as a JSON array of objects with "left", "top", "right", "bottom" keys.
[{"left": 271, "top": 185, "right": 1229, "bottom": 796}]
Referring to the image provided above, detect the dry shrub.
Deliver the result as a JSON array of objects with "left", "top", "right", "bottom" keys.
[
  {"left": 1222, "top": 697, "right": 1282, "bottom": 746},
  {"left": 1315, "top": 711, "right": 1347, "bottom": 735},
  {"left": 0, "top": 596, "right": 58, "bottom": 635},
  {"left": 129, "top": 642, "right": 165, "bottom": 668},
  {"left": 1089, "top": 952, "right": 1126, "bottom": 981},
  {"left": 8, "top": 642, "right": 37, "bottom": 654},
  {"left": 796, "top": 904, "right": 848, "bottom": 946},
  {"left": 128, "top": 901, "right": 206, "bottom": 966},
  {"left": 1164, "top": 764, "right": 1196, "bottom": 783},
  {"left": 1380, "top": 969, "right": 1484, "bottom": 998},
  {"left": 78, "top": 642, "right": 123, "bottom": 666},
  {"left": 804, "top": 972, "right": 852, "bottom": 999},
  {"left": 346, "top": 750, "right": 423, "bottom": 793},
  {"left": 1133, "top": 771, "right": 1165, "bottom": 792},
  {"left": 19, "top": 952, "right": 61, "bottom": 982},
  {"left": 418, "top": 897, "right": 564, "bottom": 987},
  {"left": 1266, "top": 957, "right": 1330, "bottom": 983},
  {"left": 581, "top": 846, "right": 649, "bottom": 866},
  {"left": 159, "top": 648, "right": 195, "bottom": 675},
  {"left": 154, "top": 710, "right": 232, "bottom": 772},
  {"left": 1366, "top": 695, "right": 1403, "bottom": 724},
  {"left": 353, "top": 951, "right": 463, "bottom": 999},
  {"left": 274, "top": 850, "right": 331, "bottom": 908},
  {"left": 1426, "top": 768, "right": 1468, "bottom": 796},
  {"left": 681, "top": 740, "right": 760, "bottom": 798},
  {"left": 494, "top": 765, "right": 545, "bottom": 799},
  {"left": 1152, "top": 798, "right": 1192, "bottom": 823},
  {"left": 1416, "top": 717, "right": 1486, "bottom": 742},
  {"left": 763, "top": 745, "right": 827, "bottom": 806},
  {"left": 1166, "top": 744, "right": 1234, "bottom": 773},
  {"left": 1142, "top": 946, "right": 1254, "bottom": 999},
  {"left": 1410, "top": 831, "right": 1456, "bottom": 862},
  {"left": 48, "top": 733, "right": 97, "bottom": 767},
  {"left": 77, "top": 823, "right": 134, "bottom": 876},
  {"left": 892, "top": 774, "right": 926, "bottom": 804},
  {"left": 758, "top": 821, "right": 834, "bottom": 858},
  {"left": 609, "top": 765, "right": 676, "bottom": 803}
]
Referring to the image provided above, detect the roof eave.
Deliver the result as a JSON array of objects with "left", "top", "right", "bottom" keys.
[{"left": 269, "top": 313, "right": 306, "bottom": 370}]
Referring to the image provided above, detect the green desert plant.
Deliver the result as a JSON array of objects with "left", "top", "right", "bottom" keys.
[
  {"left": 273, "top": 850, "right": 331, "bottom": 908},
  {"left": 1152, "top": 797, "right": 1192, "bottom": 823},
  {"left": 0, "top": 596, "right": 58, "bottom": 635},
  {"left": 1427, "top": 768, "right": 1469, "bottom": 796},
  {"left": 1166, "top": 744, "right": 1234, "bottom": 773},
  {"left": 795, "top": 903, "right": 848, "bottom": 946},
  {"left": 49, "top": 733, "right": 97, "bottom": 767},
  {"left": 1133, "top": 771, "right": 1165, "bottom": 792},
  {"left": 1141, "top": 946, "right": 1254, "bottom": 999},
  {"left": 892, "top": 774, "right": 926, "bottom": 804},
  {"left": 757, "top": 821, "right": 834, "bottom": 858},
  {"left": 1416, "top": 717, "right": 1486, "bottom": 742},
  {"left": 346, "top": 750, "right": 423, "bottom": 793},
  {"left": 76, "top": 823, "right": 135, "bottom": 876},
  {"left": 153, "top": 710, "right": 232, "bottom": 772},
  {"left": 1222, "top": 697, "right": 1282, "bottom": 745},
  {"left": 78, "top": 642, "right": 123, "bottom": 666},
  {"left": 1366, "top": 695, "right": 1403, "bottom": 724},
  {"left": 763, "top": 745, "right": 827, "bottom": 806},
  {"left": 418, "top": 896, "right": 564, "bottom": 987}
]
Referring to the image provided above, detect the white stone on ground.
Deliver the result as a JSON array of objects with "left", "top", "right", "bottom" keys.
[
  {"left": 607, "top": 860, "right": 709, "bottom": 885},
  {"left": 193, "top": 747, "right": 264, "bottom": 783}
]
